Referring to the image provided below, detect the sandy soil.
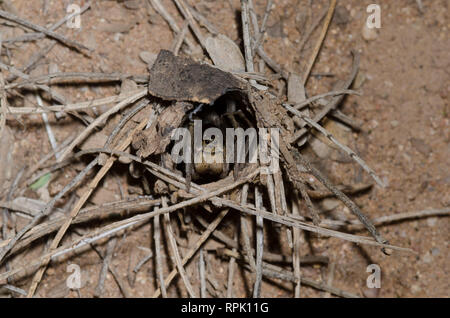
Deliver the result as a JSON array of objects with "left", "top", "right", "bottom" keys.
[{"left": 0, "top": 0, "right": 448, "bottom": 298}]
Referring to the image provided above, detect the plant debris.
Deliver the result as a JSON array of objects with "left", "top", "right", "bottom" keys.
[
  {"left": 148, "top": 50, "right": 245, "bottom": 104},
  {"left": 0, "top": 0, "right": 447, "bottom": 300}
]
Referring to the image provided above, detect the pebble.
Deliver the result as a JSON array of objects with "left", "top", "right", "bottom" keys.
[
  {"left": 113, "top": 32, "right": 122, "bottom": 42},
  {"left": 352, "top": 71, "right": 366, "bottom": 89},
  {"left": 120, "top": 78, "right": 138, "bottom": 94},
  {"left": 123, "top": 0, "right": 141, "bottom": 10},
  {"left": 333, "top": 6, "right": 351, "bottom": 25},
  {"left": 48, "top": 62, "right": 59, "bottom": 74},
  {"left": 422, "top": 252, "right": 432, "bottom": 264},
  {"left": 390, "top": 120, "right": 399, "bottom": 128},
  {"left": 205, "top": 34, "right": 245, "bottom": 72},
  {"left": 362, "top": 24, "right": 378, "bottom": 41},
  {"left": 441, "top": 193, "right": 450, "bottom": 206},
  {"left": 85, "top": 33, "right": 98, "bottom": 51},
  {"left": 407, "top": 192, "right": 417, "bottom": 201},
  {"left": 363, "top": 288, "right": 379, "bottom": 298},
  {"left": 410, "top": 138, "right": 432, "bottom": 157},
  {"left": 267, "top": 20, "right": 286, "bottom": 38},
  {"left": 47, "top": 268, "right": 56, "bottom": 276},
  {"left": 382, "top": 176, "right": 390, "bottom": 187},
  {"left": 139, "top": 51, "right": 157, "bottom": 66},
  {"left": 36, "top": 187, "right": 51, "bottom": 203},
  {"left": 431, "top": 248, "right": 440, "bottom": 257},
  {"left": 310, "top": 136, "right": 331, "bottom": 159},
  {"left": 426, "top": 217, "right": 437, "bottom": 227},
  {"left": 321, "top": 198, "right": 340, "bottom": 212},
  {"left": 411, "top": 284, "right": 422, "bottom": 294}
]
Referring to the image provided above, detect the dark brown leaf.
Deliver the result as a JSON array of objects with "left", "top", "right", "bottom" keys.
[{"left": 148, "top": 50, "right": 244, "bottom": 104}]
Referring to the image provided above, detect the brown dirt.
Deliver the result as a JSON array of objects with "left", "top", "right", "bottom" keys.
[{"left": 0, "top": 0, "right": 448, "bottom": 298}]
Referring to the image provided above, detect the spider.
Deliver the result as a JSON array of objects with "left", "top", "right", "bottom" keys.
[
  {"left": 180, "top": 91, "right": 255, "bottom": 190},
  {"left": 146, "top": 50, "right": 256, "bottom": 190}
]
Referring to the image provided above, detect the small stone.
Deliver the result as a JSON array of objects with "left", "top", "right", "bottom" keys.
[
  {"left": 441, "top": 193, "right": 450, "bottom": 206},
  {"left": 85, "top": 33, "right": 98, "bottom": 51},
  {"left": 382, "top": 176, "right": 390, "bottom": 187},
  {"left": 154, "top": 179, "right": 169, "bottom": 194},
  {"left": 120, "top": 78, "right": 138, "bottom": 94},
  {"left": 113, "top": 33, "right": 122, "bottom": 42},
  {"left": 411, "top": 284, "right": 422, "bottom": 294},
  {"left": 49, "top": 182, "right": 64, "bottom": 197},
  {"left": 48, "top": 62, "right": 59, "bottom": 74},
  {"left": 362, "top": 24, "right": 378, "bottom": 41},
  {"left": 36, "top": 187, "right": 51, "bottom": 203},
  {"left": 205, "top": 34, "right": 245, "bottom": 72},
  {"left": 426, "top": 217, "right": 437, "bottom": 227},
  {"left": 47, "top": 268, "right": 55, "bottom": 276},
  {"left": 363, "top": 288, "right": 380, "bottom": 298},
  {"left": 139, "top": 51, "right": 157, "bottom": 67},
  {"left": 369, "top": 120, "right": 379, "bottom": 129},
  {"left": 267, "top": 20, "right": 286, "bottom": 38},
  {"left": 407, "top": 192, "right": 417, "bottom": 201},
  {"left": 390, "top": 120, "right": 399, "bottom": 128},
  {"left": 148, "top": 13, "right": 163, "bottom": 25},
  {"left": 422, "top": 252, "right": 432, "bottom": 264},
  {"left": 118, "top": 146, "right": 133, "bottom": 164},
  {"left": 352, "top": 71, "right": 366, "bottom": 89},
  {"left": 136, "top": 274, "right": 147, "bottom": 285},
  {"left": 310, "top": 136, "right": 331, "bottom": 159},
  {"left": 431, "top": 248, "right": 440, "bottom": 256},
  {"left": 321, "top": 198, "right": 340, "bottom": 212},
  {"left": 333, "top": 6, "right": 351, "bottom": 25},
  {"left": 410, "top": 138, "right": 432, "bottom": 157},
  {"left": 123, "top": 0, "right": 141, "bottom": 10}
]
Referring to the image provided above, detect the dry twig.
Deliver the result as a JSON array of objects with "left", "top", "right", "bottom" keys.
[
  {"left": 302, "top": 0, "right": 337, "bottom": 85},
  {"left": 0, "top": 9, "right": 91, "bottom": 54}
]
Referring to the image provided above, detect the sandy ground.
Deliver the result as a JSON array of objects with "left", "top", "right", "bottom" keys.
[{"left": 0, "top": 0, "right": 448, "bottom": 297}]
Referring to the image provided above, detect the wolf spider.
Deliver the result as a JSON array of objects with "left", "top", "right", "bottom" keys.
[{"left": 182, "top": 92, "right": 255, "bottom": 189}]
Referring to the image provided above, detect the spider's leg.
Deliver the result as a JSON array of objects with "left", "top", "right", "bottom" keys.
[
  {"left": 218, "top": 120, "right": 230, "bottom": 179},
  {"left": 234, "top": 109, "right": 255, "bottom": 128},
  {"left": 223, "top": 111, "right": 244, "bottom": 180},
  {"left": 226, "top": 107, "right": 259, "bottom": 179},
  {"left": 188, "top": 103, "right": 206, "bottom": 121},
  {"left": 185, "top": 122, "right": 195, "bottom": 192},
  {"left": 185, "top": 162, "right": 193, "bottom": 193}
]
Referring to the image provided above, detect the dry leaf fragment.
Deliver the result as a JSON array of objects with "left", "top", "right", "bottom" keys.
[
  {"left": 148, "top": 50, "right": 244, "bottom": 104},
  {"left": 132, "top": 102, "right": 192, "bottom": 158},
  {"left": 205, "top": 34, "right": 245, "bottom": 72}
]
